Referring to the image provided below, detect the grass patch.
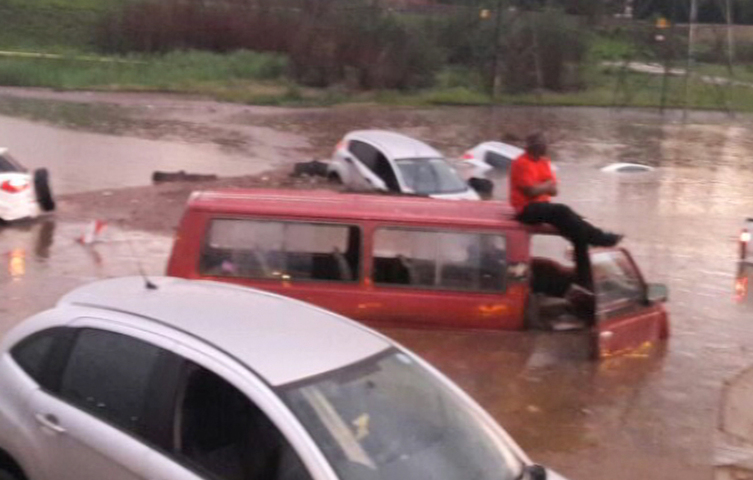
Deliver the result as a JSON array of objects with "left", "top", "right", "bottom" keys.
[
  {"left": 0, "top": 49, "right": 288, "bottom": 91},
  {"left": 0, "top": 0, "right": 127, "bottom": 50}
]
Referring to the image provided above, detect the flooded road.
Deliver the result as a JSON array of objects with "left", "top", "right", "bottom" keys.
[{"left": 1, "top": 93, "right": 753, "bottom": 480}]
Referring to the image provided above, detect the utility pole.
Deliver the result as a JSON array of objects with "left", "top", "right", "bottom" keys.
[
  {"left": 683, "top": 0, "right": 698, "bottom": 121},
  {"left": 726, "top": 0, "right": 735, "bottom": 74},
  {"left": 490, "top": 0, "right": 504, "bottom": 98}
]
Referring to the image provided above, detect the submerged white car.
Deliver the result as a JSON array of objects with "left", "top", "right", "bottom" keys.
[
  {"left": 458, "top": 141, "right": 525, "bottom": 180},
  {"left": 328, "top": 130, "right": 479, "bottom": 200},
  {"left": 0, "top": 277, "right": 567, "bottom": 480},
  {"left": 0, "top": 148, "right": 55, "bottom": 222}
]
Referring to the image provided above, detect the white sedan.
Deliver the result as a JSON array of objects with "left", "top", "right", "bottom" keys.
[
  {"left": 0, "top": 277, "right": 568, "bottom": 480},
  {"left": 0, "top": 148, "right": 55, "bottom": 222},
  {"left": 328, "top": 130, "right": 479, "bottom": 200},
  {"left": 458, "top": 141, "right": 525, "bottom": 179}
]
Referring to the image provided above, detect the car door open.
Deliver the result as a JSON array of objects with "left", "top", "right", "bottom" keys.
[{"left": 591, "top": 248, "right": 669, "bottom": 359}]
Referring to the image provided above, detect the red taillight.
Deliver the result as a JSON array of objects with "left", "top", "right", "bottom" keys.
[
  {"left": 334, "top": 140, "right": 346, "bottom": 155},
  {"left": 462, "top": 152, "right": 474, "bottom": 160},
  {"left": 741, "top": 229, "right": 750, "bottom": 260},
  {"left": 1, "top": 179, "right": 29, "bottom": 194}
]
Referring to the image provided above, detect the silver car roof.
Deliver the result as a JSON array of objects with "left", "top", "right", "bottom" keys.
[
  {"left": 346, "top": 130, "right": 442, "bottom": 160},
  {"left": 58, "top": 277, "right": 391, "bottom": 386}
]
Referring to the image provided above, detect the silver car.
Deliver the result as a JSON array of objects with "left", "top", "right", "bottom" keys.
[
  {"left": 0, "top": 277, "right": 567, "bottom": 480},
  {"left": 328, "top": 130, "right": 479, "bottom": 200}
]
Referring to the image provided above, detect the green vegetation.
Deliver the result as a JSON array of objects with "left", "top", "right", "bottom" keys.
[
  {"left": 1, "top": 0, "right": 753, "bottom": 111},
  {"left": 0, "top": 50, "right": 287, "bottom": 94},
  {"left": 0, "top": 0, "right": 130, "bottom": 49}
]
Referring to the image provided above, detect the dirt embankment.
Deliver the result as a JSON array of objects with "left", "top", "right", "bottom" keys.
[{"left": 57, "top": 168, "right": 334, "bottom": 235}]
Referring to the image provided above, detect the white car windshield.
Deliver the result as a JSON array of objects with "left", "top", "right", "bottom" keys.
[
  {"left": 280, "top": 351, "right": 522, "bottom": 480},
  {"left": 395, "top": 158, "right": 468, "bottom": 195}
]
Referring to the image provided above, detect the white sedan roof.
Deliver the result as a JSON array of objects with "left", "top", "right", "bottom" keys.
[
  {"left": 346, "top": 130, "right": 442, "bottom": 160},
  {"left": 58, "top": 277, "right": 390, "bottom": 386}
]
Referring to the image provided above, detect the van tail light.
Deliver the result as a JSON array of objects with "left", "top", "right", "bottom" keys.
[
  {"left": 740, "top": 229, "right": 750, "bottom": 260},
  {"left": 334, "top": 140, "right": 346, "bottom": 155},
  {"left": 1, "top": 178, "right": 30, "bottom": 194},
  {"left": 462, "top": 152, "right": 474, "bottom": 161}
]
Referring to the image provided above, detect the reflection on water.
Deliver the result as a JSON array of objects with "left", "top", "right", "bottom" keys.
[
  {"left": 0, "top": 219, "right": 171, "bottom": 336},
  {"left": 1, "top": 106, "right": 753, "bottom": 480},
  {"left": 8, "top": 249, "right": 25, "bottom": 278},
  {"left": 735, "top": 262, "right": 753, "bottom": 304}
]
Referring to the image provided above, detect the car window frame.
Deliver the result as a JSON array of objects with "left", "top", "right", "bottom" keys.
[
  {"left": 348, "top": 140, "right": 380, "bottom": 172},
  {"left": 10, "top": 327, "right": 74, "bottom": 391},
  {"left": 197, "top": 216, "right": 364, "bottom": 285},
  {"left": 157, "top": 343, "right": 331, "bottom": 480},
  {"left": 17, "top": 321, "right": 183, "bottom": 456},
  {"left": 371, "top": 225, "right": 508, "bottom": 294}
]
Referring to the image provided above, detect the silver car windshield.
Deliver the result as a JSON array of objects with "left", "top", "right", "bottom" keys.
[
  {"left": 395, "top": 158, "right": 467, "bottom": 195},
  {"left": 280, "top": 351, "right": 522, "bottom": 480}
]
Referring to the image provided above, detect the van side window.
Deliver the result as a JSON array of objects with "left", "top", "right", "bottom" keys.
[
  {"left": 372, "top": 228, "right": 506, "bottom": 292},
  {"left": 200, "top": 219, "right": 361, "bottom": 283}
]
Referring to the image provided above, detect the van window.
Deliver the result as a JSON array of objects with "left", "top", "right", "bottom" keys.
[
  {"left": 372, "top": 228, "right": 505, "bottom": 292},
  {"left": 200, "top": 219, "right": 361, "bottom": 283},
  {"left": 592, "top": 251, "right": 645, "bottom": 310}
]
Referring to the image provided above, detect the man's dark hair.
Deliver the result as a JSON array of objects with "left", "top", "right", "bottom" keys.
[{"left": 526, "top": 133, "right": 547, "bottom": 158}]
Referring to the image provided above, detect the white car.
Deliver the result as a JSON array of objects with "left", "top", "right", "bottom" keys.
[
  {"left": 0, "top": 277, "right": 568, "bottom": 480},
  {"left": 0, "top": 148, "right": 55, "bottom": 222},
  {"left": 327, "top": 130, "right": 479, "bottom": 200},
  {"left": 459, "top": 141, "right": 525, "bottom": 179}
]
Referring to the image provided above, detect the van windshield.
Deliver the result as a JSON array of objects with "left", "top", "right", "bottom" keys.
[
  {"left": 280, "top": 351, "right": 522, "bottom": 480},
  {"left": 395, "top": 158, "right": 467, "bottom": 195}
]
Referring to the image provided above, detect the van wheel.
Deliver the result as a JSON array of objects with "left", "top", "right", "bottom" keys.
[
  {"left": 327, "top": 172, "right": 342, "bottom": 184},
  {"left": 34, "top": 168, "right": 56, "bottom": 212}
]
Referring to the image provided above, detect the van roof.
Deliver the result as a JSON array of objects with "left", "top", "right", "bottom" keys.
[{"left": 188, "top": 189, "right": 524, "bottom": 230}]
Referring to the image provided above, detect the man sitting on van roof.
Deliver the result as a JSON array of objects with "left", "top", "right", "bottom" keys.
[{"left": 510, "top": 133, "right": 622, "bottom": 286}]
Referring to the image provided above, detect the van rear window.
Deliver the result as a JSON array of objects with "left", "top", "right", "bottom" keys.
[
  {"left": 372, "top": 228, "right": 506, "bottom": 292},
  {"left": 200, "top": 219, "right": 361, "bottom": 283}
]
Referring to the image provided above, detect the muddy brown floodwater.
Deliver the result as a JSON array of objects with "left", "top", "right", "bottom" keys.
[{"left": 1, "top": 90, "right": 753, "bottom": 480}]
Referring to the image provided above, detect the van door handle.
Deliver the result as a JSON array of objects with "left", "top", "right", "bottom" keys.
[{"left": 35, "top": 413, "right": 66, "bottom": 434}]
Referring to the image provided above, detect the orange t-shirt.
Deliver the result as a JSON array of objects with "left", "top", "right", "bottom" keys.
[{"left": 509, "top": 153, "right": 556, "bottom": 213}]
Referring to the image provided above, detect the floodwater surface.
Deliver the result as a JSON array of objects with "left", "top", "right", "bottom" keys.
[{"left": 1, "top": 101, "right": 753, "bottom": 480}]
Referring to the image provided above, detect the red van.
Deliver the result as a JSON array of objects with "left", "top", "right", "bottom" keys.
[{"left": 167, "top": 189, "right": 669, "bottom": 359}]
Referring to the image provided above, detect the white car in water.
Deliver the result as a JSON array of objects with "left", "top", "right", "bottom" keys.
[
  {"left": 0, "top": 148, "right": 55, "bottom": 222},
  {"left": 327, "top": 130, "right": 480, "bottom": 200},
  {"left": 0, "top": 277, "right": 567, "bottom": 480},
  {"left": 458, "top": 141, "right": 525, "bottom": 179}
]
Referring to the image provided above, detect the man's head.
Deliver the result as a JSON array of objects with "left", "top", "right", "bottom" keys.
[{"left": 525, "top": 133, "right": 547, "bottom": 159}]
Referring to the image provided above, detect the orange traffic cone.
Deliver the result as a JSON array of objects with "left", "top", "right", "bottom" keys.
[{"left": 77, "top": 220, "right": 107, "bottom": 245}]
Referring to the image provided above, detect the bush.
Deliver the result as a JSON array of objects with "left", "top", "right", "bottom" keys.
[
  {"left": 500, "top": 9, "right": 588, "bottom": 93},
  {"left": 98, "top": 0, "right": 442, "bottom": 91}
]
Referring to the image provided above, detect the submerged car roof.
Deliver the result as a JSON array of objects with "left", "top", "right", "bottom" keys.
[
  {"left": 58, "top": 277, "right": 390, "bottom": 386},
  {"left": 479, "top": 142, "right": 524, "bottom": 158},
  {"left": 346, "top": 130, "right": 442, "bottom": 160},
  {"left": 188, "top": 189, "right": 523, "bottom": 230}
]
